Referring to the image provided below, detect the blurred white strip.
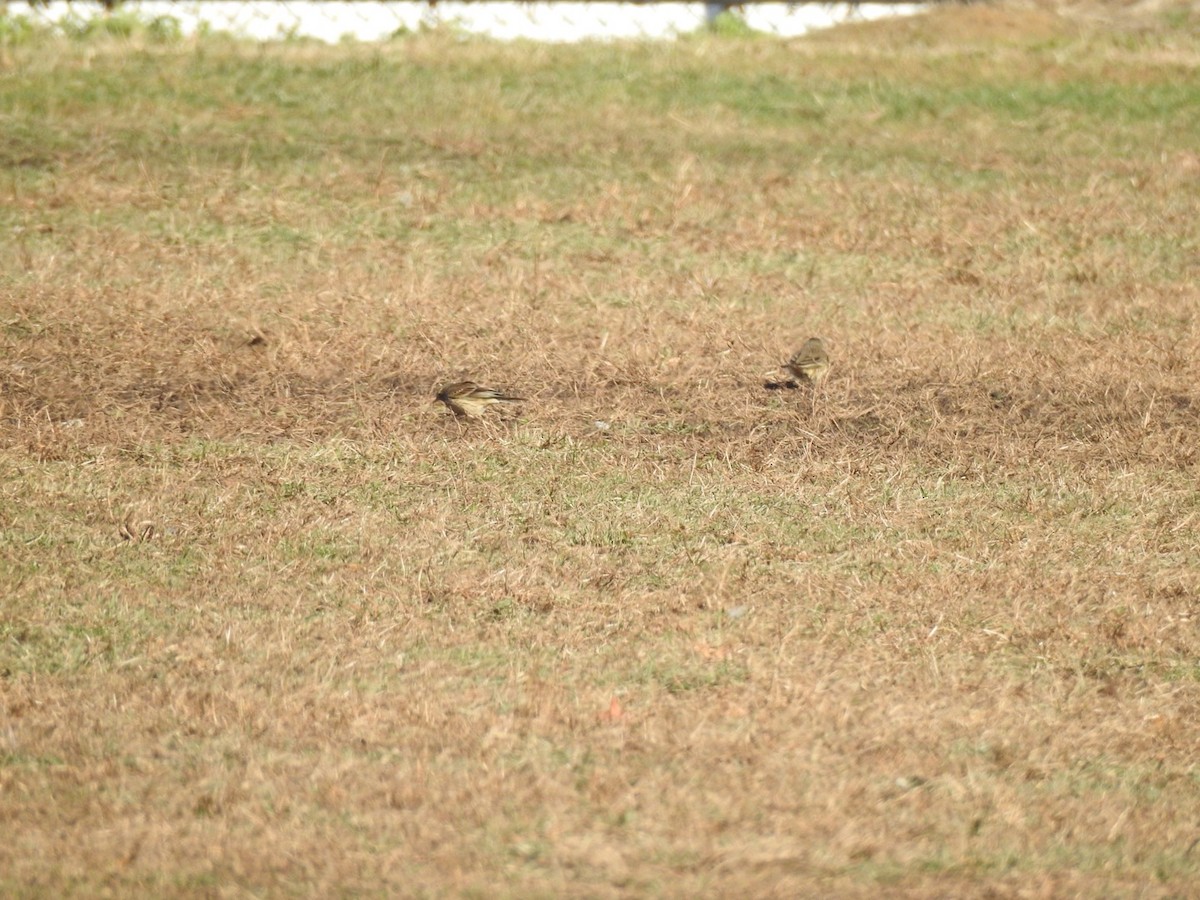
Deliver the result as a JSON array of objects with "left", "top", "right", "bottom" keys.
[{"left": 8, "top": 1, "right": 922, "bottom": 43}]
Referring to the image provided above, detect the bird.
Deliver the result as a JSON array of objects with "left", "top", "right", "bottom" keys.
[
  {"left": 434, "top": 381, "right": 526, "bottom": 419},
  {"left": 785, "top": 337, "right": 830, "bottom": 387}
]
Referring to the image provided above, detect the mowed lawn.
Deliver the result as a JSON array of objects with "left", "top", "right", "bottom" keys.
[{"left": 2, "top": 3, "right": 1199, "bottom": 895}]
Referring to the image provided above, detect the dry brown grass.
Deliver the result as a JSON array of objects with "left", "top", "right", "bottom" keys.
[{"left": 2, "top": 4, "right": 1199, "bottom": 896}]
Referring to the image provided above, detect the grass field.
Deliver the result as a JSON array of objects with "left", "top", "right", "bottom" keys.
[{"left": 2, "top": 2, "right": 1200, "bottom": 895}]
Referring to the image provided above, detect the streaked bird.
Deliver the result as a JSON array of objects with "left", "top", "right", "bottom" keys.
[
  {"left": 785, "top": 337, "right": 830, "bottom": 386},
  {"left": 435, "top": 381, "right": 526, "bottom": 419}
]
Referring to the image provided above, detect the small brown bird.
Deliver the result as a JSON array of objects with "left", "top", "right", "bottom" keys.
[
  {"left": 435, "top": 381, "right": 526, "bottom": 419},
  {"left": 785, "top": 337, "right": 830, "bottom": 386}
]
